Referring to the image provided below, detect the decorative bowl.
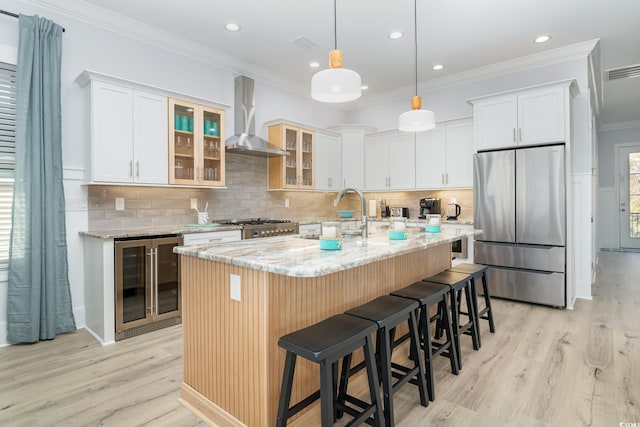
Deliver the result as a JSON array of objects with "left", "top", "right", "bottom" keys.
[
  {"left": 388, "top": 230, "right": 407, "bottom": 240},
  {"left": 337, "top": 210, "right": 355, "bottom": 218},
  {"left": 319, "top": 238, "right": 343, "bottom": 250}
]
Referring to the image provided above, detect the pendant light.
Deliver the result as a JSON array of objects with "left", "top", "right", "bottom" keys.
[
  {"left": 399, "top": 0, "right": 435, "bottom": 131},
  {"left": 311, "top": 0, "right": 362, "bottom": 103}
]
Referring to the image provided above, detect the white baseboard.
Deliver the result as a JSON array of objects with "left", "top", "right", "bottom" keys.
[{"left": 83, "top": 326, "right": 115, "bottom": 346}]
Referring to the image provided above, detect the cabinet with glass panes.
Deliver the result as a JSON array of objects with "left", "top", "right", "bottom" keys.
[
  {"left": 168, "top": 98, "right": 225, "bottom": 186},
  {"left": 268, "top": 124, "right": 314, "bottom": 189}
]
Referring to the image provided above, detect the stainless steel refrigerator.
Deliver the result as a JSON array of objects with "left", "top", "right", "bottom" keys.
[{"left": 473, "top": 144, "right": 566, "bottom": 307}]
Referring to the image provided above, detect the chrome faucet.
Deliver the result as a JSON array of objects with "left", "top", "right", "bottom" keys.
[{"left": 334, "top": 187, "right": 367, "bottom": 240}]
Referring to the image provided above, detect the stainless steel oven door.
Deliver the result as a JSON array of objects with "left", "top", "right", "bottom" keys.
[{"left": 451, "top": 237, "right": 468, "bottom": 259}]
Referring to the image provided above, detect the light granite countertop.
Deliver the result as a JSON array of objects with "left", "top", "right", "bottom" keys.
[
  {"left": 174, "top": 226, "right": 481, "bottom": 278},
  {"left": 80, "top": 224, "right": 243, "bottom": 239}
]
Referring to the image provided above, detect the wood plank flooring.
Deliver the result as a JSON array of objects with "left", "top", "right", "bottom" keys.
[{"left": 1, "top": 251, "right": 639, "bottom": 426}]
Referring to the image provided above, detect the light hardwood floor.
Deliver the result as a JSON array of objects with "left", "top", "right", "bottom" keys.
[{"left": 1, "top": 251, "right": 638, "bottom": 426}]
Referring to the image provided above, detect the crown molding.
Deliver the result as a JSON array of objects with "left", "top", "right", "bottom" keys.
[
  {"left": 25, "top": 1, "right": 598, "bottom": 112},
  {"left": 22, "top": 0, "right": 310, "bottom": 97},
  {"left": 354, "top": 39, "right": 599, "bottom": 109},
  {"left": 599, "top": 119, "right": 640, "bottom": 132}
]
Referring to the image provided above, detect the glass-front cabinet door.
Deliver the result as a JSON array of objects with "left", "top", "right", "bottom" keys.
[
  {"left": 153, "top": 237, "right": 181, "bottom": 319},
  {"left": 300, "top": 129, "right": 314, "bottom": 189},
  {"left": 169, "top": 98, "right": 224, "bottom": 186},
  {"left": 268, "top": 124, "right": 314, "bottom": 189},
  {"left": 201, "top": 106, "right": 225, "bottom": 185}
]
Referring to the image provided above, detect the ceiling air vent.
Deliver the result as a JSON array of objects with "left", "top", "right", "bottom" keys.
[
  {"left": 606, "top": 64, "right": 640, "bottom": 81},
  {"left": 291, "top": 36, "right": 319, "bottom": 50}
]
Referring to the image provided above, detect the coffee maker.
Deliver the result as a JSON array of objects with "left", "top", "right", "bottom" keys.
[{"left": 419, "top": 198, "right": 441, "bottom": 219}]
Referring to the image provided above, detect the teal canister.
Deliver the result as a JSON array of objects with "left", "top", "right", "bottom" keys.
[
  {"left": 174, "top": 114, "right": 182, "bottom": 130},
  {"left": 180, "top": 115, "right": 189, "bottom": 132},
  {"left": 211, "top": 121, "right": 219, "bottom": 136},
  {"left": 204, "top": 119, "right": 211, "bottom": 135},
  {"left": 188, "top": 117, "right": 194, "bottom": 132}
]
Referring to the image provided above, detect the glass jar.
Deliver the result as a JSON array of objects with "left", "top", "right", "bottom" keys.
[
  {"left": 425, "top": 214, "right": 441, "bottom": 233},
  {"left": 320, "top": 221, "right": 343, "bottom": 250},
  {"left": 389, "top": 217, "right": 407, "bottom": 240}
]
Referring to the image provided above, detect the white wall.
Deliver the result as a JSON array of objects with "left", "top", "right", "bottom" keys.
[{"left": 0, "top": 0, "right": 347, "bottom": 346}]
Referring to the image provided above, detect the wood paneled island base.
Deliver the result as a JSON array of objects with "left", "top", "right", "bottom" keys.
[{"left": 178, "top": 242, "right": 452, "bottom": 427}]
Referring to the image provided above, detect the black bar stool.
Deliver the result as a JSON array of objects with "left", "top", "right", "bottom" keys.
[
  {"left": 422, "top": 270, "right": 480, "bottom": 370},
  {"left": 391, "top": 281, "right": 458, "bottom": 402},
  {"left": 276, "top": 314, "right": 384, "bottom": 427},
  {"left": 342, "top": 295, "right": 428, "bottom": 427},
  {"left": 447, "top": 263, "right": 496, "bottom": 338}
]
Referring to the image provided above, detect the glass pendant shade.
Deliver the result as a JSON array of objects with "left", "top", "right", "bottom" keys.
[
  {"left": 399, "top": 95, "right": 435, "bottom": 131},
  {"left": 311, "top": 50, "right": 362, "bottom": 103}
]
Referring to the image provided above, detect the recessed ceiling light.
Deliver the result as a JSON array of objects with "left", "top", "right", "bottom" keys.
[
  {"left": 309, "top": 61, "right": 320, "bottom": 68},
  {"left": 534, "top": 35, "right": 551, "bottom": 44},
  {"left": 225, "top": 23, "right": 241, "bottom": 32},
  {"left": 389, "top": 32, "right": 403, "bottom": 40},
  {"left": 361, "top": 85, "right": 369, "bottom": 90},
  {"left": 432, "top": 64, "right": 444, "bottom": 71}
]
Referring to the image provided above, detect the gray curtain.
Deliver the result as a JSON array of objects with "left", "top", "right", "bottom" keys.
[{"left": 7, "top": 15, "right": 75, "bottom": 343}]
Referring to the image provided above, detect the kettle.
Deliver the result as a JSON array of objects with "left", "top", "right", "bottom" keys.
[{"left": 445, "top": 202, "right": 461, "bottom": 220}]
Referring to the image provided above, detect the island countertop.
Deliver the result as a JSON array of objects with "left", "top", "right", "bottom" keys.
[{"left": 174, "top": 227, "right": 480, "bottom": 278}]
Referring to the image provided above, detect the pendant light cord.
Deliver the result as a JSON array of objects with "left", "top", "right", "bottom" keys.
[
  {"left": 333, "top": 0, "right": 338, "bottom": 50},
  {"left": 413, "top": 0, "right": 418, "bottom": 96}
]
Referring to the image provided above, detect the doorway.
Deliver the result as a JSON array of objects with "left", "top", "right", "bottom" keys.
[{"left": 618, "top": 144, "right": 640, "bottom": 249}]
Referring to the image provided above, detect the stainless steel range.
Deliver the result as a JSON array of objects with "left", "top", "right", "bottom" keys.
[{"left": 217, "top": 219, "right": 299, "bottom": 239}]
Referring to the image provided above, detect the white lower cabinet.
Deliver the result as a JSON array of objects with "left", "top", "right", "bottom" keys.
[
  {"left": 183, "top": 230, "right": 242, "bottom": 245},
  {"left": 365, "top": 131, "right": 415, "bottom": 190}
]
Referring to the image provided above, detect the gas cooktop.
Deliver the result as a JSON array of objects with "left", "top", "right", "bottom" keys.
[
  {"left": 216, "top": 218, "right": 292, "bottom": 226},
  {"left": 214, "top": 219, "right": 299, "bottom": 239}
]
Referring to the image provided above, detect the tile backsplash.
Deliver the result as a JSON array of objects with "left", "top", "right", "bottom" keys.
[{"left": 87, "top": 153, "right": 473, "bottom": 231}]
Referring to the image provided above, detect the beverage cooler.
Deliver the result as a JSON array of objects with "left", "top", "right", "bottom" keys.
[{"left": 115, "top": 235, "right": 182, "bottom": 340}]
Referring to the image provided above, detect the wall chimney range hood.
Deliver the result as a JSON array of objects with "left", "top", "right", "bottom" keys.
[{"left": 225, "top": 76, "right": 288, "bottom": 157}]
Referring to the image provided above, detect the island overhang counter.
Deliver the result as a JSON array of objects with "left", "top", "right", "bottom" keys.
[{"left": 174, "top": 227, "right": 480, "bottom": 427}]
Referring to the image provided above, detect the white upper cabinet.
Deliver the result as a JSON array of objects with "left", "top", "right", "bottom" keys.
[
  {"left": 470, "top": 80, "right": 577, "bottom": 151},
  {"left": 415, "top": 119, "right": 473, "bottom": 189},
  {"left": 365, "top": 131, "right": 415, "bottom": 190},
  {"left": 86, "top": 80, "right": 168, "bottom": 184},
  {"left": 133, "top": 91, "right": 169, "bottom": 183},
  {"left": 315, "top": 132, "right": 342, "bottom": 191},
  {"left": 444, "top": 121, "right": 474, "bottom": 188}
]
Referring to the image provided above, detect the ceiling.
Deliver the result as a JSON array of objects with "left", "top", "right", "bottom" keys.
[{"left": 37, "top": 0, "right": 640, "bottom": 128}]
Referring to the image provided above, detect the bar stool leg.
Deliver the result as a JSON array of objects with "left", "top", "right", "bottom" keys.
[
  {"left": 482, "top": 273, "right": 496, "bottom": 333},
  {"left": 468, "top": 277, "right": 482, "bottom": 347},
  {"left": 363, "top": 336, "right": 385, "bottom": 427},
  {"left": 463, "top": 282, "right": 481, "bottom": 350},
  {"left": 408, "top": 310, "right": 429, "bottom": 407},
  {"left": 449, "top": 288, "right": 463, "bottom": 370},
  {"left": 379, "top": 328, "right": 394, "bottom": 427},
  {"left": 320, "top": 360, "right": 335, "bottom": 427},
  {"left": 420, "top": 304, "right": 435, "bottom": 402},
  {"left": 336, "top": 353, "right": 352, "bottom": 419},
  {"left": 276, "top": 351, "right": 297, "bottom": 427},
  {"left": 441, "top": 297, "right": 460, "bottom": 375}
]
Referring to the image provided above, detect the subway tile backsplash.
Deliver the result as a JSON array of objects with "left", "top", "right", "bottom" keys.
[{"left": 87, "top": 153, "right": 473, "bottom": 231}]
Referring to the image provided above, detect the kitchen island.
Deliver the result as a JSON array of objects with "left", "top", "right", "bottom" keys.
[{"left": 174, "top": 226, "right": 480, "bottom": 427}]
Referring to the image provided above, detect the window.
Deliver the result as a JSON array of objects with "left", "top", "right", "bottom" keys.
[{"left": 0, "top": 61, "right": 16, "bottom": 267}]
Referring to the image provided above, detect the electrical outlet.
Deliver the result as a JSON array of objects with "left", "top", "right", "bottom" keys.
[
  {"left": 115, "top": 197, "right": 125, "bottom": 211},
  {"left": 230, "top": 274, "right": 241, "bottom": 301},
  {"left": 190, "top": 198, "right": 198, "bottom": 210},
  {"left": 284, "top": 198, "right": 290, "bottom": 208}
]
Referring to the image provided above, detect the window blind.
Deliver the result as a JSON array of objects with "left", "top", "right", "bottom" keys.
[{"left": 0, "top": 61, "right": 16, "bottom": 265}]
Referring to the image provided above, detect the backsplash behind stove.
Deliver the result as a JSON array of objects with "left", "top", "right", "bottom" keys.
[{"left": 87, "top": 153, "right": 473, "bottom": 231}]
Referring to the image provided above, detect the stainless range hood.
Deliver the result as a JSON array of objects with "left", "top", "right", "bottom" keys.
[{"left": 225, "top": 76, "right": 288, "bottom": 157}]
